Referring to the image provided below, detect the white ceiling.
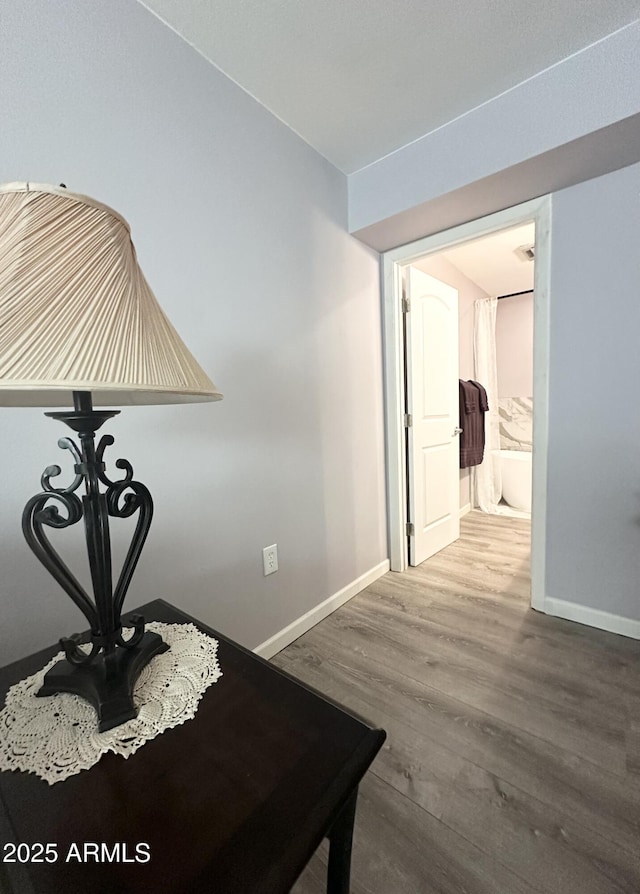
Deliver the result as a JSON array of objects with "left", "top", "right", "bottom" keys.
[
  {"left": 138, "top": 0, "right": 640, "bottom": 173},
  {"left": 418, "top": 222, "right": 536, "bottom": 296}
]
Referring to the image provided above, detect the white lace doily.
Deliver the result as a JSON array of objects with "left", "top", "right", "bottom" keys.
[{"left": 0, "top": 621, "right": 222, "bottom": 785}]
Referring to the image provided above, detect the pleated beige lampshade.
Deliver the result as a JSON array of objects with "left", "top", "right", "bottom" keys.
[{"left": 0, "top": 182, "right": 222, "bottom": 407}]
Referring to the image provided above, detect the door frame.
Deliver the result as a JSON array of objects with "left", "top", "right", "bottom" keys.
[{"left": 381, "top": 196, "right": 551, "bottom": 613}]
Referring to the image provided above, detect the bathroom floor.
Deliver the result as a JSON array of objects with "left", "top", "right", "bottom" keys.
[
  {"left": 281, "top": 510, "right": 640, "bottom": 894},
  {"left": 497, "top": 498, "right": 531, "bottom": 520}
]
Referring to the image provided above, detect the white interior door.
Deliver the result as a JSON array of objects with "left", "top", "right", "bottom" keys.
[{"left": 406, "top": 268, "right": 460, "bottom": 566}]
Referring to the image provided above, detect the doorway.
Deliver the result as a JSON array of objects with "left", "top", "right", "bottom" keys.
[{"left": 382, "top": 197, "right": 551, "bottom": 613}]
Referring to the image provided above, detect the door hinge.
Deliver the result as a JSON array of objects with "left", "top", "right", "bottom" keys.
[
  {"left": 404, "top": 413, "right": 412, "bottom": 428},
  {"left": 406, "top": 522, "right": 415, "bottom": 536},
  {"left": 402, "top": 296, "right": 410, "bottom": 314}
]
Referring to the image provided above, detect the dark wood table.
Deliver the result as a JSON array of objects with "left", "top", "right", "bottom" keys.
[{"left": 0, "top": 599, "right": 385, "bottom": 894}]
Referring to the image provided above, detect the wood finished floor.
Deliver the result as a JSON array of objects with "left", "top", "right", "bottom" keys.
[{"left": 275, "top": 511, "right": 640, "bottom": 894}]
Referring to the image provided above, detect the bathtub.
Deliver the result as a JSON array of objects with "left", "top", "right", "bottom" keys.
[{"left": 500, "top": 449, "right": 532, "bottom": 513}]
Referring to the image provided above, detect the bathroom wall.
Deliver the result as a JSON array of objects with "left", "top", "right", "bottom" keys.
[
  {"left": 413, "top": 254, "right": 489, "bottom": 509},
  {"left": 496, "top": 292, "right": 534, "bottom": 396},
  {"left": 496, "top": 291, "right": 533, "bottom": 451}
]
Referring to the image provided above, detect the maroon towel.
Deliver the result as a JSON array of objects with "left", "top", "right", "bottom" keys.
[
  {"left": 459, "top": 379, "right": 488, "bottom": 468},
  {"left": 470, "top": 380, "right": 489, "bottom": 412},
  {"left": 459, "top": 380, "right": 478, "bottom": 416}
]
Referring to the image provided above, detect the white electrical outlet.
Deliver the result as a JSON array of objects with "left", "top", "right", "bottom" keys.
[{"left": 262, "top": 544, "right": 278, "bottom": 576}]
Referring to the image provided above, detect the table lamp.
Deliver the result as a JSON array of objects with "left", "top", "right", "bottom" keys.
[{"left": 0, "top": 182, "right": 222, "bottom": 732}]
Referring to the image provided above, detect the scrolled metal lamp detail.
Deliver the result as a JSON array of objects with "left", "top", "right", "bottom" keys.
[{"left": 21, "top": 390, "right": 168, "bottom": 732}]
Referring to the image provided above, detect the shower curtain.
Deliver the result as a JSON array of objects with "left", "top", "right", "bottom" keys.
[{"left": 472, "top": 297, "right": 502, "bottom": 513}]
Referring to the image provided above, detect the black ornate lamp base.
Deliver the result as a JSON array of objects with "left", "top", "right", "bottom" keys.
[
  {"left": 36, "top": 632, "right": 169, "bottom": 733},
  {"left": 22, "top": 391, "right": 171, "bottom": 732}
]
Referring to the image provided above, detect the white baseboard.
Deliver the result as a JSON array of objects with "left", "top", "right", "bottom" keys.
[
  {"left": 459, "top": 503, "right": 472, "bottom": 518},
  {"left": 253, "top": 559, "right": 390, "bottom": 659},
  {"left": 544, "top": 597, "right": 640, "bottom": 640}
]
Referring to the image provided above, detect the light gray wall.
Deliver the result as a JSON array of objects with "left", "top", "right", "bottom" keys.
[
  {"left": 0, "top": 0, "right": 387, "bottom": 662},
  {"left": 349, "top": 21, "right": 640, "bottom": 250},
  {"left": 496, "top": 292, "right": 534, "bottom": 397},
  {"left": 413, "top": 255, "right": 489, "bottom": 510},
  {"left": 546, "top": 161, "right": 640, "bottom": 621}
]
